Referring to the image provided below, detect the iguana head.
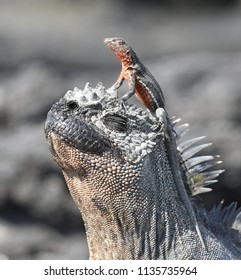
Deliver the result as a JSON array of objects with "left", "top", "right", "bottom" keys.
[{"left": 45, "top": 83, "right": 163, "bottom": 165}]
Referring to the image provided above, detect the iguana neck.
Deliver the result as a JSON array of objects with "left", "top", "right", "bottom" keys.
[{"left": 62, "top": 141, "right": 199, "bottom": 260}]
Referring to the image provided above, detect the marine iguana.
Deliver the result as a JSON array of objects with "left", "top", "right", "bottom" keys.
[{"left": 45, "top": 51, "right": 241, "bottom": 260}]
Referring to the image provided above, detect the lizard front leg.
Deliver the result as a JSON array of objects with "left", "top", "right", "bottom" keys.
[
  {"left": 122, "top": 68, "right": 136, "bottom": 101},
  {"left": 113, "top": 73, "right": 125, "bottom": 90}
]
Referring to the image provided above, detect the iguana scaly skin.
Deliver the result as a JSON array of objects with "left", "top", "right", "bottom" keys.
[{"left": 45, "top": 51, "right": 241, "bottom": 260}]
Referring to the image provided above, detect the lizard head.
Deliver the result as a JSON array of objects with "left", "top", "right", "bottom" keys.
[{"left": 104, "top": 37, "right": 133, "bottom": 63}]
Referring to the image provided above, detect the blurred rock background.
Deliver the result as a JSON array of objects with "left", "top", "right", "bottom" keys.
[{"left": 0, "top": 0, "right": 241, "bottom": 259}]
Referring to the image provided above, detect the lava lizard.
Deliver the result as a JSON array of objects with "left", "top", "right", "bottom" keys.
[{"left": 104, "top": 37, "right": 165, "bottom": 111}]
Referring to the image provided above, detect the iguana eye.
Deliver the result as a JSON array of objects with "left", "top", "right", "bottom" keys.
[
  {"left": 67, "top": 100, "right": 79, "bottom": 111},
  {"left": 103, "top": 114, "right": 128, "bottom": 132}
]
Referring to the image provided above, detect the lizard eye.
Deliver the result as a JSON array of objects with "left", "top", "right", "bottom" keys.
[
  {"left": 118, "top": 40, "right": 125, "bottom": 46},
  {"left": 103, "top": 114, "right": 128, "bottom": 132}
]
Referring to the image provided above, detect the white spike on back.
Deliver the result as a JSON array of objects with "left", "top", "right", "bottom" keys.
[
  {"left": 189, "top": 160, "right": 222, "bottom": 175},
  {"left": 191, "top": 170, "right": 225, "bottom": 182},
  {"left": 176, "top": 120, "right": 224, "bottom": 196},
  {"left": 192, "top": 186, "right": 213, "bottom": 196},
  {"left": 175, "top": 123, "right": 189, "bottom": 140},
  {"left": 186, "top": 155, "right": 219, "bottom": 169},
  {"left": 171, "top": 116, "right": 182, "bottom": 126},
  {"left": 181, "top": 143, "right": 212, "bottom": 161},
  {"left": 178, "top": 136, "right": 206, "bottom": 153}
]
